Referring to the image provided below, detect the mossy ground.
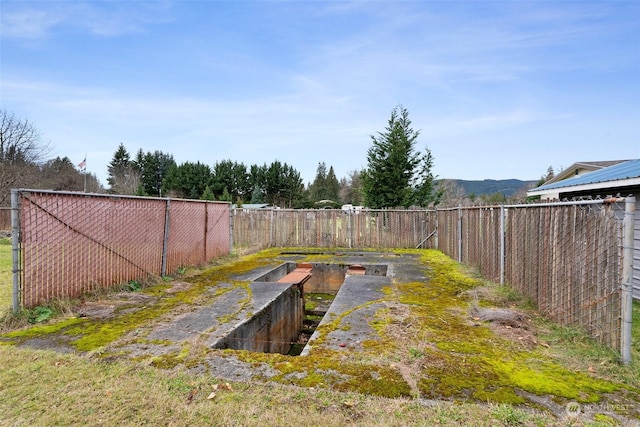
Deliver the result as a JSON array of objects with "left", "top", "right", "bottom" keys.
[{"left": 1, "top": 247, "right": 638, "bottom": 424}]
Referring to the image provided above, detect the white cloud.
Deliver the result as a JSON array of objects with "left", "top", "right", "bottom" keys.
[
  {"left": 0, "top": 7, "right": 64, "bottom": 39},
  {"left": 0, "top": 1, "right": 173, "bottom": 40}
]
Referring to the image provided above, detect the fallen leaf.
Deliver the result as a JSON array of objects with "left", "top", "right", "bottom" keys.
[
  {"left": 343, "top": 400, "right": 356, "bottom": 408},
  {"left": 211, "top": 384, "right": 219, "bottom": 391},
  {"left": 222, "top": 382, "right": 233, "bottom": 391},
  {"left": 207, "top": 392, "right": 216, "bottom": 400},
  {"left": 588, "top": 366, "right": 596, "bottom": 373}
]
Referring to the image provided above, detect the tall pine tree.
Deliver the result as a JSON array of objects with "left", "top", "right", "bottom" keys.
[
  {"left": 136, "top": 150, "right": 176, "bottom": 196},
  {"left": 362, "top": 105, "right": 438, "bottom": 208},
  {"left": 107, "top": 143, "right": 139, "bottom": 195}
]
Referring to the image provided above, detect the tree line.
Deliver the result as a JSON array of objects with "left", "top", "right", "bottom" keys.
[
  {"left": 0, "top": 109, "right": 102, "bottom": 206},
  {"left": 108, "top": 144, "right": 313, "bottom": 208},
  {"left": 2, "top": 105, "right": 465, "bottom": 208}
]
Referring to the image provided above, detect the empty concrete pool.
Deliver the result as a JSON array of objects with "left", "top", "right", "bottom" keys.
[{"left": 209, "top": 260, "right": 390, "bottom": 355}]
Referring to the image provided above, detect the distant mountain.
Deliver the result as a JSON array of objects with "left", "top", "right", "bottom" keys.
[{"left": 440, "top": 179, "right": 538, "bottom": 197}]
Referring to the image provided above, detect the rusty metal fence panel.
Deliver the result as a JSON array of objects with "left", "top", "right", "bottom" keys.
[{"left": 13, "top": 190, "right": 230, "bottom": 308}]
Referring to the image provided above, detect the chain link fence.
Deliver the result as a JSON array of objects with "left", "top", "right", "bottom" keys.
[
  {"left": 233, "top": 199, "right": 636, "bottom": 357},
  {"left": 5, "top": 192, "right": 635, "bottom": 358},
  {"left": 232, "top": 208, "right": 436, "bottom": 251},
  {"left": 503, "top": 201, "right": 624, "bottom": 350},
  {"left": 10, "top": 190, "right": 230, "bottom": 309}
]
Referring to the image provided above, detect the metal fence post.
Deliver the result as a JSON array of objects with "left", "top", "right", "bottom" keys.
[
  {"left": 269, "top": 208, "right": 275, "bottom": 247},
  {"left": 11, "top": 189, "right": 21, "bottom": 313},
  {"left": 500, "top": 206, "right": 505, "bottom": 286},
  {"left": 161, "top": 199, "right": 171, "bottom": 277},
  {"left": 457, "top": 206, "right": 462, "bottom": 263},
  {"left": 435, "top": 209, "right": 439, "bottom": 250},
  {"left": 347, "top": 209, "right": 352, "bottom": 249},
  {"left": 228, "top": 205, "right": 234, "bottom": 253},
  {"left": 620, "top": 196, "right": 635, "bottom": 364}
]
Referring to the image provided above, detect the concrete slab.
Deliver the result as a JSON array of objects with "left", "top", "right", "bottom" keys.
[
  {"left": 301, "top": 274, "right": 393, "bottom": 355},
  {"left": 116, "top": 278, "right": 304, "bottom": 357},
  {"left": 147, "top": 285, "right": 247, "bottom": 342}
]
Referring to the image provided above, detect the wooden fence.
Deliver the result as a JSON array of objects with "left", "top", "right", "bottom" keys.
[
  {"left": 0, "top": 208, "right": 9, "bottom": 231},
  {"left": 232, "top": 208, "right": 436, "bottom": 251}
]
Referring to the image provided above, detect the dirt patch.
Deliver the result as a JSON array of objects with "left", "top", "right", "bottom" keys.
[
  {"left": 76, "top": 293, "right": 155, "bottom": 319},
  {"left": 471, "top": 307, "right": 530, "bottom": 329},
  {"left": 469, "top": 306, "right": 542, "bottom": 350},
  {"left": 165, "top": 281, "right": 193, "bottom": 293}
]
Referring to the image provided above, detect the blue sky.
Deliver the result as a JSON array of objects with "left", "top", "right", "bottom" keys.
[{"left": 1, "top": 1, "right": 638, "bottom": 187}]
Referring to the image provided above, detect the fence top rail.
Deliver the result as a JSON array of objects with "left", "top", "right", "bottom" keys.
[
  {"left": 12, "top": 189, "right": 231, "bottom": 205},
  {"left": 409, "top": 197, "right": 630, "bottom": 212},
  {"left": 233, "top": 207, "right": 438, "bottom": 213},
  {"left": 503, "top": 196, "right": 628, "bottom": 209}
]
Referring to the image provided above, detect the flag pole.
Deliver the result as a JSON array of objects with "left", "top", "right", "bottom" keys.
[
  {"left": 78, "top": 154, "right": 87, "bottom": 192},
  {"left": 83, "top": 153, "right": 87, "bottom": 192}
]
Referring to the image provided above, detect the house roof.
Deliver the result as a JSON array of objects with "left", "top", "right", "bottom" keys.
[
  {"left": 529, "top": 159, "right": 640, "bottom": 193},
  {"left": 542, "top": 160, "right": 629, "bottom": 186}
]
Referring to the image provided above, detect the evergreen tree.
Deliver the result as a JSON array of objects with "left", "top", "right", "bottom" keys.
[
  {"left": 309, "top": 162, "right": 327, "bottom": 202},
  {"left": 211, "top": 160, "right": 250, "bottom": 203},
  {"left": 107, "top": 143, "right": 139, "bottom": 195},
  {"left": 220, "top": 187, "right": 232, "bottom": 202},
  {"left": 412, "top": 148, "right": 442, "bottom": 207},
  {"left": 201, "top": 185, "right": 215, "bottom": 201},
  {"left": 309, "top": 162, "right": 340, "bottom": 204},
  {"left": 252, "top": 161, "right": 304, "bottom": 208},
  {"left": 325, "top": 166, "right": 340, "bottom": 203},
  {"left": 137, "top": 150, "right": 176, "bottom": 196},
  {"left": 250, "top": 184, "right": 264, "bottom": 204},
  {"left": 362, "top": 105, "right": 437, "bottom": 208},
  {"left": 163, "top": 161, "right": 211, "bottom": 199}
]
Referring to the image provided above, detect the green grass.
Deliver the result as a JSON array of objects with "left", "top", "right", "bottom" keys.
[
  {"left": 0, "top": 345, "right": 559, "bottom": 426},
  {"left": 0, "top": 237, "right": 12, "bottom": 317}
]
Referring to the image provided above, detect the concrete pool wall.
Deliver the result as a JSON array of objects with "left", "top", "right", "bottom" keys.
[{"left": 210, "top": 261, "right": 390, "bottom": 354}]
